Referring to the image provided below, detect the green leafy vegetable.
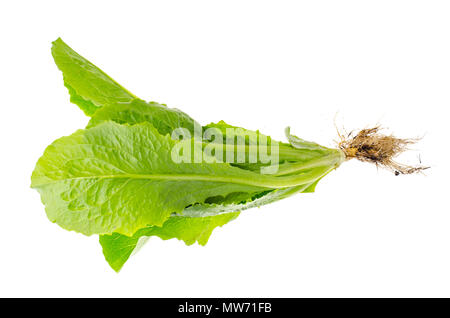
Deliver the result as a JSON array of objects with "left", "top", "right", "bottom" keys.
[
  {"left": 33, "top": 38, "right": 343, "bottom": 270},
  {"left": 33, "top": 38, "right": 423, "bottom": 271}
]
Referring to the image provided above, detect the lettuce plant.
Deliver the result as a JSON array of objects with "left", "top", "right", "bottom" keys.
[{"left": 31, "top": 38, "right": 426, "bottom": 271}]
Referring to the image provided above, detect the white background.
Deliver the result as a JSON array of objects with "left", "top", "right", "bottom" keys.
[{"left": 1, "top": 0, "right": 449, "bottom": 297}]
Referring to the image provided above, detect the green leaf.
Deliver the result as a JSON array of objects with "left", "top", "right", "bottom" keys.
[
  {"left": 99, "top": 212, "right": 239, "bottom": 272},
  {"left": 52, "top": 38, "right": 136, "bottom": 115},
  {"left": 87, "top": 99, "right": 199, "bottom": 135},
  {"left": 31, "top": 121, "right": 280, "bottom": 236}
]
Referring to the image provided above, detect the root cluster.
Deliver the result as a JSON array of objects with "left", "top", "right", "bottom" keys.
[{"left": 338, "top": 127, "right": 428, "bottom": 175}]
